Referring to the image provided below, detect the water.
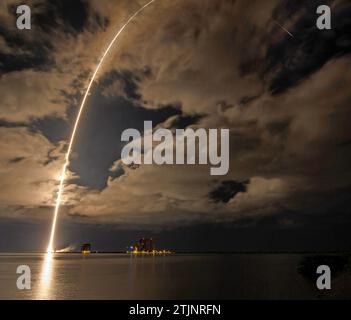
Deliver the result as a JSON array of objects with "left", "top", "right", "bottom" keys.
[{"left": 0, "top": 253, "right": 350, "bottom": 299}]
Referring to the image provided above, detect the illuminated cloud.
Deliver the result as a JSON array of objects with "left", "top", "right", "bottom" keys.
[{"left": 0, "top": 0, "right": 350, "bottom": 233}]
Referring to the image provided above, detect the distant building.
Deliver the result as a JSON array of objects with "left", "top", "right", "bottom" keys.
[
  {"left": 81, "top": 243, "right": 91, "bottom": 253},
  {"left": 134, "top": 238, "right": 154, "bottom": 252},
  {"left": 128, "top": 238, "right": 171, "bottom": 254}
]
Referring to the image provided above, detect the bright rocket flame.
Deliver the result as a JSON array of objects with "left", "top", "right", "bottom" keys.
[{"left": 46, "top": 0, "right": 156, "bottom": 253}]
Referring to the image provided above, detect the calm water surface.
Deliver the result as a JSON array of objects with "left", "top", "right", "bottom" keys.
[{"left": 0, "top": 253, "right": 350, "bottom": 299}]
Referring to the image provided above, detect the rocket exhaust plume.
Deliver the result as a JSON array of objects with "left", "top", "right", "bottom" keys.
[
  {"left": 55, "top": 244, "right": 77, "bottom": 253},
  {"left": 46, "top": 0, "right": 156, "bottom": 253}
]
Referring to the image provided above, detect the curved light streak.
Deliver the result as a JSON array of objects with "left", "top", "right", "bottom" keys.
[{"left": 46, "top": 0, "right": 156, "bottom": 253}]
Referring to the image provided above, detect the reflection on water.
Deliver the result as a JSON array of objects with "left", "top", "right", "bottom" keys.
[
  {"left": 0, "top": 253, "right": 350, "bottom": 299},
  {"left": 36, "top": 252, "right": 55, "bottom": 299}
]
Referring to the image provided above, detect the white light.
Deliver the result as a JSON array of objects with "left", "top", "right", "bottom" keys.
[{"left": 46, "top": 0, "right": 156, "bottom": 253}]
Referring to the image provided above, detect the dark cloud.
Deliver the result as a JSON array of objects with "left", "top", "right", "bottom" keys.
[
  {"left": 337, "top": 139, "right": 351, "bottom": 147},
  {"left": 8, "top": 156, "right": 25, "bottom": 164},
  {"left": 31, "top": 0, "right": 90, "bottom": 34},
  {"left": 0, "top": 23, "right": 53, "bottom": 73},
  {"left": 266, "top": 0, "right": 351, "bottom": 94},
  {"left": 265, "top": 117, "right": 292, "bottom": 136},
  {"left": 165, "top": 113, "right": 203, "bottom": 129},
  {"left": 239, "top": 95, "right": 259, "bottom": 107},
  {"left": 70, "top": 79, "right": 181, "bottom": 189},
  {"left": 0, "top": 48, "right": 52, "bottom": 74},
  {"left": 30, "top": 115, "right": 71, "bottom": 143},
  {"left": 0, "top": 119, "right": 26, "bottom": 127},
  {"left": 0, "top": 0, "right": 109, "bottom": 74},
  {"left": 100, "top": 69, "right": 145, "bottom": 102},
  {"left": 209, "top": 180, "right": 249, "bottom": 203}
]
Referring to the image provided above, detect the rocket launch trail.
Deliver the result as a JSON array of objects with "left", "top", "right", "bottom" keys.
[{"left": 46, "top": 0, "right": 156, "bottom": 253}]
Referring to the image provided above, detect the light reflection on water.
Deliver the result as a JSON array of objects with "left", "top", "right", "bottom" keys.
[
  {"left": 1, "top": 253, "right": 350, "bottom": 299},
  {"left": 36, "top": 252, "right": 54, "bottom": 299}
]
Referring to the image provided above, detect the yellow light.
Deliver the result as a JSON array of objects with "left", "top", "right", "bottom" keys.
[
  {"left": 36, "top": 252, "right": 54, "bottom": 299},
  {"left": 45, "top": 0, "right": 156, "bottom": 253}
]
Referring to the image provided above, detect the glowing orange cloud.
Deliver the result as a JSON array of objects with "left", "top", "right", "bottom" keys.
[{"left": 47, "top": 0, "right": 156, "bottom": 253}]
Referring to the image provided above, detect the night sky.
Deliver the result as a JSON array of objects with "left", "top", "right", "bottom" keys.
[{"left": 0, "top": 0, "right": 351, "bottom": 252}]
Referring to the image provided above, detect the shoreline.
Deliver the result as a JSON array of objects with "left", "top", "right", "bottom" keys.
[{"left": 1, "top": 250, "right": 351, "bottom": 255}]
